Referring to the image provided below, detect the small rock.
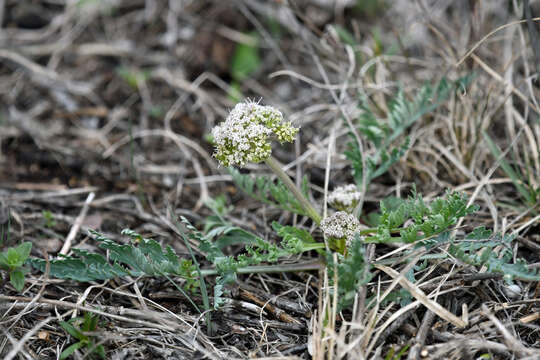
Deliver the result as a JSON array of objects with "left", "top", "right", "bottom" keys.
[{"left": 502, "top": 283, "right": 522, "bottom": 300}]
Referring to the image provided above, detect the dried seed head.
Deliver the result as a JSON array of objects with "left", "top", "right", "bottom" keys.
[
  {"left": 328, "top": 184, "right": 362, "bottom": 212},
  {"left": 212, "top": 101, "right": 298, "bottom": 167},
  {"left": 321, "top": 211, "right": 361, "bottom": 248}
]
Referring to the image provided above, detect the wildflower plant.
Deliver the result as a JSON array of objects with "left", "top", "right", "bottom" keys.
[{"left": 23, "top": 88, "right": 540, "bottom": 321}]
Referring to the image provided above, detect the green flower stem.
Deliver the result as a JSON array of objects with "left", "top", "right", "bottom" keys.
[
  {"left": 358, "top": 227, "right": 402, "bottom": 235},
  {"left": 200, "top": 259, "right": 325, "bottom": 277},
  {"left": 264, "top": 156, "right": 322, "bottom": 224},
  {"left": 359, "top": 228, "right": 378, "bottom": 235}
]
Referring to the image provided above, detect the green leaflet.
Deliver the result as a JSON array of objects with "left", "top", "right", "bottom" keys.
[
  {"left": 199, "top": 215, "right": 316, "bottom": 271},
  {"left": 0, "top": 242, "right": 32, "bottom": 270},
  {"left": 272, "top": 222, "right": 322, "bottom": 253},
  {"left": 183, "top": 216, "right": 239, "bottom": 309},
  {"left": 59, "top": 312, "right": 105, "bottom": 360}
]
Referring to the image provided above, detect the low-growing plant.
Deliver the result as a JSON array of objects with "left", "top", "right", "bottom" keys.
[
  {"left": 0, "top": 242, "right": 32, "bottom": 291},
  {"left": 384, "top": 344, "right": 410, "bottom": 360},
  {"left": 24, "top": 89, "right": 540, "bottom": 326},
  {"left": 30, "top": 229, "right": 198, "bottom": 285},
  {"left": 42, "top": 210, "right": 56, "bottom": 228},
  {"left": 59, "top": 312, "right": 105, "bottom": 360}
]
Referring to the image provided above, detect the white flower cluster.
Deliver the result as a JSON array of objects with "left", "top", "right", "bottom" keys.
[
  {"left": 321, "top": 211, "right": 360, "bottom": 247},
  {"left": 328, "top": 184, "right": 361, "bottom": 212},
  {"left": 212, "top": 101, "right": 298, "bottom": 167}
]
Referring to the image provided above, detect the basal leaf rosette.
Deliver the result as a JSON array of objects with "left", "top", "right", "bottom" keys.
[
  {"left": 321, "top": 211, "right": 361, "bottom": 254},
  {"left": 212, "top": 101, "right": 299, "bottom": 167},
  {"left": 328, "top": 184, "right": 362, "bottom": 212}
]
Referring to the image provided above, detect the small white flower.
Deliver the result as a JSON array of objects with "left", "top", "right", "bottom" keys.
[
  {"left": 212, "top": 101, "right": 298, "bottom": 167},
  {"left": 321, "top": 211, "right": 361, "bottom": 248},
  {"left": 328, "top": 184, "right": 362, "bottom": 212}
]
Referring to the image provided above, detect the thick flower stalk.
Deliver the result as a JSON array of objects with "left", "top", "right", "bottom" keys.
[
  {"left": 328, "top": 184, "right": 362, "bottom": 212},
  {"left": 213, "top": 101, "right": 321, "bottom": 224},
  {"left": 212, "top": 101, "right": 298, "bottom": 167},
  {"left": 321, "top": 211, "right": 361, "bottom": 254}
]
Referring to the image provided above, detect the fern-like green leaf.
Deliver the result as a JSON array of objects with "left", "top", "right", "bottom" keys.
[
  {"left": 29, "top": 230, "right": 196, "bottom": 282},
  {"left": 346, "top": 77, "right": 471, "bottom": 185},
  {"left": 229, "top": 167, "right": 310, "bottom": 215},
  {"left": 187, "top": 214, "right": 320, "bottom": 308},
  {"left": 368, "top": 189, "right": 478, "bottom": 244},
  {"left": 449, "top": 227, "right": 540, "bottom": 281}
]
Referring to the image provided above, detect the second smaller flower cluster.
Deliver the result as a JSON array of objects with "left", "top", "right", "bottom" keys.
[{"left": 321, "top": 184, "right": 363, "bottom": 253}]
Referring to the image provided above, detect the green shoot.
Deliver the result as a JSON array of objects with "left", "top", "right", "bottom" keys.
[
  {"left": 59, "top": 312, "right": 105, "bottom": 360},
  {"left": 384, "top": 344, "right": 410, "bottom": 360},
  {"left": 229, "top": 32, "right": 261, "bottom": 101},
  {"left": 116, "top": 66, "right": 150, "bottom": 90},
  {"left": 42, "top": 210, "right": 57, "bottom": 228},
  {"left": 230, "top": 33, "right": 261, "bottom": 82},
  {"left": 0, "top": 242, "right": 32, "bottom": 291},
  {"left": 175, "top": 216, "right": 214, "bottom": 334}
]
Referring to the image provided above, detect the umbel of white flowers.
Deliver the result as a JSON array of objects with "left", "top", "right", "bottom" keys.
[
  {"left": 212, "top": 101, "right": 299, "bottom": 167},
  {"left": 321, "top": 211, "right": 360, "bottom": 248},
  {"left": 328, "top": 184, "right": 362, "bottom": 212}
]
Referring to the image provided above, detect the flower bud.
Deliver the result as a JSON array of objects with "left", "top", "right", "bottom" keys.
[
  {"left": 321, "top": 211, "right": 361, "bottom": 253},
  {"left": 328, "top": 184, "right": 361, "bottom": 212}
]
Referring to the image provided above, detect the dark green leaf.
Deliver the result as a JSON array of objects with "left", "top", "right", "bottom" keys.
[
  {"left": 29, "top": 230, "right": 195, "bottom": 283},
  {"left": 60, "top": 321, "right": 85, "bottom": 340},
  {"left": 94, "top": 344, "right": 106, "bottom": 359}
]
